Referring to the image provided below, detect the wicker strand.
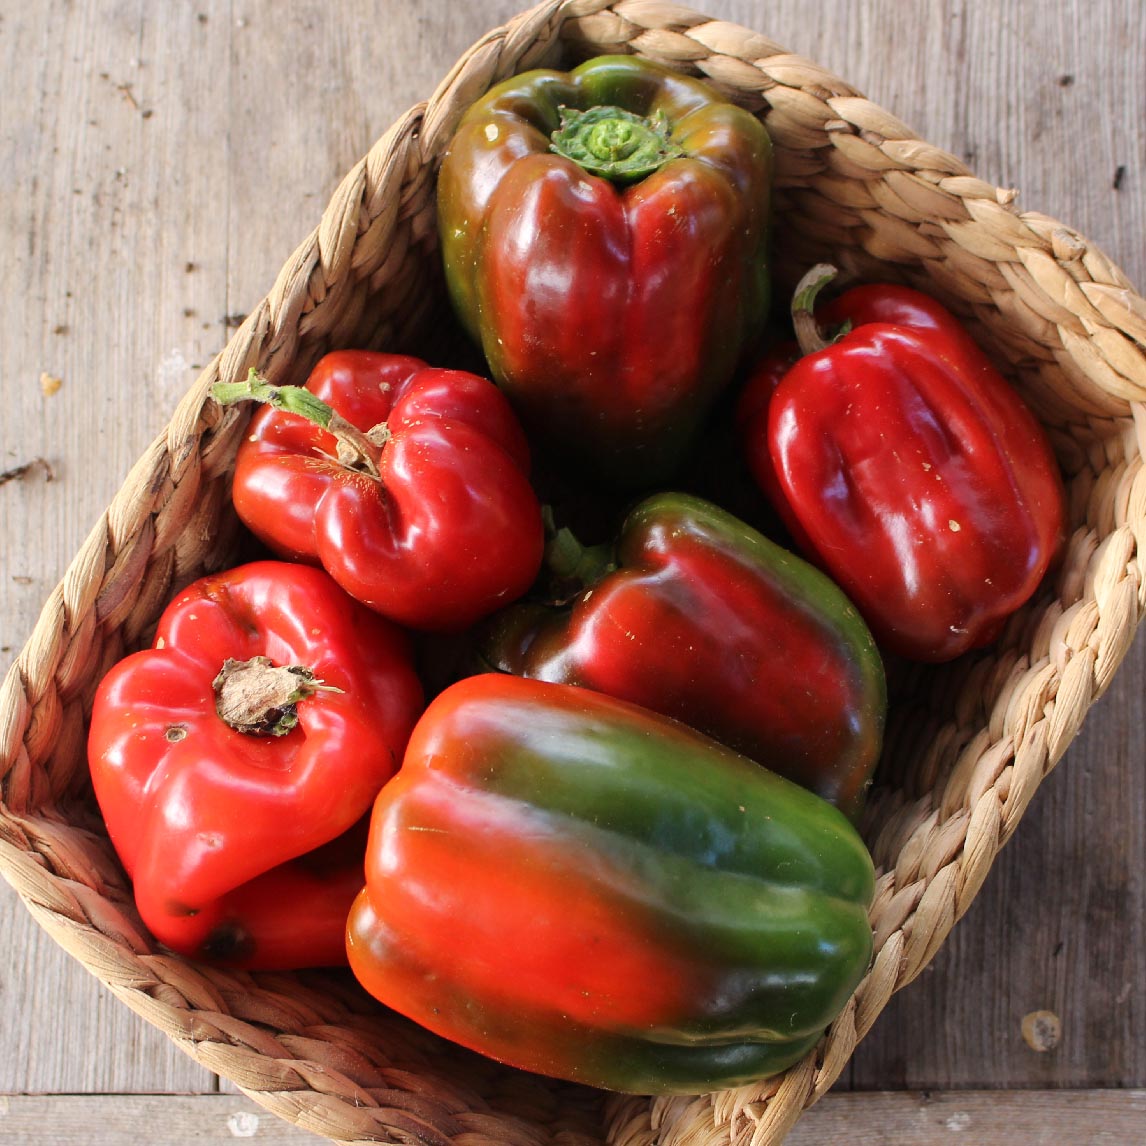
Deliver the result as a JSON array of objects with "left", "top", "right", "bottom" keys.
[{"left": 2, "top": 2, "right": 1145, "bottom": 1144}]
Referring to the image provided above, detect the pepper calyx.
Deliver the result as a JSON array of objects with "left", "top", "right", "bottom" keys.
[
  {"left": 550, "top": 105, "right": 684, "bottom": 182},
  {"left": 212, "top": 655, "right": 342, "bottom": 737},
  {"left": 212, "top": 368, "right": 386, "bottom": 479}
]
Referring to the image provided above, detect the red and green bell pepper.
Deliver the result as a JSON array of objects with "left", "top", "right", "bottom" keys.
[
  {"left": 88, "top": 560, "right": 424, "bottom": 969},
  {"left": 346, "top": 674, "right": 875, "bottom": 1094},
  {"left": 738, "top": 266, "right": 1067, "bottom": 662},
  {"left": 482, "top": 493, "right": 886, "bottom": 817},
  {"left": 436, "top": 54, "right": 773, "bottom": 485},
  {"left": 214, "top": 351, "right": 545, "bottom": 632}
]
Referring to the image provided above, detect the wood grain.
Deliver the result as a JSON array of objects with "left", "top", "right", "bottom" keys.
[
  {"left": 0, "top": 1090, "right": 1143, "bottom": 1146},
  {"left": 0, "top": 0, "right": 1143, "bottom": 1140}
]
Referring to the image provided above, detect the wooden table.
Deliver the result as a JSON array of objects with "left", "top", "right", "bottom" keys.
[{"left": 1, "top": 1, "right": 1143, "bottom": 1142}]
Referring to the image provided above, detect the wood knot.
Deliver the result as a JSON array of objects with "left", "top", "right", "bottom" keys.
[{"left": 1021, "top": 1009, "right": 1061, "bottom": 1052}]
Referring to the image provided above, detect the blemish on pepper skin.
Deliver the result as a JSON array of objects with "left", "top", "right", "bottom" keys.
[
  {"left": 165, "top": 724, "right": 188, "bottom": 742},
  {"left": 201, "top": 920, "right": 256, "bottom": 963},
  {"left": 948, "top": 519, "right": 961, "bottom": 531}
]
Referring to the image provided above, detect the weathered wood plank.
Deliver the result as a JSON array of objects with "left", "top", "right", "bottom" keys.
[
  {"left": 0, "top": 1090, "right": 1143, "bottom": 1145},
  {"left": 0, "top": 1094, "right": 316, "bottom": 1145},
  {"left": 0, "top": 0, "right": 234, "bottom": 1096},
  {"left": 790, "top": 1088, "right": 1146, "bottom": 1143},
  {"left": 219, "top": 0, "right": 529, "bottom": 331}
]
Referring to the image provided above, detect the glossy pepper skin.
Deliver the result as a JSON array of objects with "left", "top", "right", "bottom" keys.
[
  {"left": 737, "top": 270, "right": 1068, "bottom": 662},
  {"left": 482, "top": 493, "right": 886, "bottom": 818},
  {"left": 346, "top": 674, "right": 875, "bottom": 1095},
  {"left": 88, "top": 561, "right": 424, "bottom": 969},
  {"left": 221, "top": 351, "right": 545, "bottom": 631},
  {"left": 437, "top": 54, "right": 773, "bottom": 486}
]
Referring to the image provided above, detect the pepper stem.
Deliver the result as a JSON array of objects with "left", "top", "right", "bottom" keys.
[
  {"left": 791, "top": 263, "right": 852, "bottom": 356},
  {"left": 212, "top": 368, "right": 387, "bottom": 479},
  {"left": 212, "top": 656, "right": 343, "bottom": 737},
  {"left": 550, "top": 105, "right": 684, "bottom": 182},
  {"left": 541, "top": 507, "right": 617, "bottom": 601}
]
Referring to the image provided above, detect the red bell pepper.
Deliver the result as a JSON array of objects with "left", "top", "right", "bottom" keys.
[
  {"left": 436, "top": 54, "right": 774, "bottom": 486},
  {"left": 88, "top": 560, "right": 424, "bottom": 969},
  {"left": 737, "top": 266, "right": 1067, "bottom": 662},
  {"left": 213, "top": 351, "right": 545, "bottom": 631},
  {"left": 482, "top": 493, "right": 886, "bottom": 817}
]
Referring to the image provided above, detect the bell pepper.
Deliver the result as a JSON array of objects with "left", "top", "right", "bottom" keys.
[
  {"left": 346, "top": 674, "right": 875, "bottom": 1095},
  {"left": 481, "top": 493, "right": 886, "bottom": 818},
  {"left": 737, "top": 265, "right": 1067, "bottom": 662},
  {"left": 436, "top": 54, "right": 773, "bottom": 486},
  {"left": 213, "top": 351, "right": 545, "bottom": 631},
  {"left": 88, "top": 560, "right": 424, "bottom": 969}
]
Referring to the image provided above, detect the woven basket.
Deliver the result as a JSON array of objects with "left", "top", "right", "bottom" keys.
[{"left": 3, "top": 1, "right": 1144, "bottom": 1142}]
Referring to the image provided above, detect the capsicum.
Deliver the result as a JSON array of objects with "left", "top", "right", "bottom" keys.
[
  {"left": 436, "top": 54, "right": 773, "bottom": 485},
  {"left": 214, "top": 351, "right": 545, "bottom": 631},
  {"left": 737, "top": 266, "right": 1067, "bottom": 662},
  {"left": 482, "top": 493, "right": 886, "bottom": 817},
  {"left": 346, "top": 674, "right": 875, "bottom": 1094},
  {"left": 88, "top": 560, "right": 424, "bottom": 969}
]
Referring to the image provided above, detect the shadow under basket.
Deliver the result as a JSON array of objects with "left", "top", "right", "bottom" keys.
[{"left": 2, "top": 1, "right": 1145, "bottom": 1143}]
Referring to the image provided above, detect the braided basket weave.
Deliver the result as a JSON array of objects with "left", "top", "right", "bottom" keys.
[{"left": 3, "top": 1, "right": 1145, "bottom": 1142}]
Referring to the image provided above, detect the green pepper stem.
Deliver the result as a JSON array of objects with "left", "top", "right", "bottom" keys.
[
  {"left": 791, "top": 263, "right": 852, "bottom": 356},
  {"left": 546, "top": 528, "right": 617, "bottom": 587},
  {"left": 541, "top": 507, "right": 617, "bottom": 598},
  {"left": 212, "top": 368, "right": 388, "bottom": 479},
  {"left": 550, "top": 105, "right": 684, "bottom": 182}
]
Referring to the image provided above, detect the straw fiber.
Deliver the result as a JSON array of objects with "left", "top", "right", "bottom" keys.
[{"left": 2, "top": 1, "right": 1144, "bottom": 1143}]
